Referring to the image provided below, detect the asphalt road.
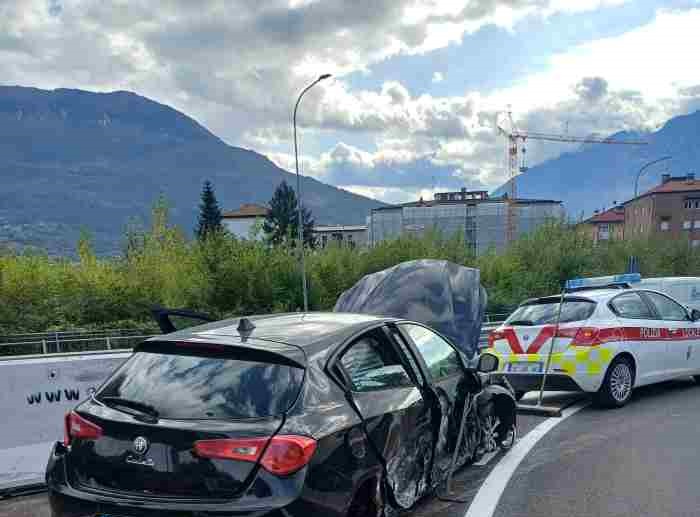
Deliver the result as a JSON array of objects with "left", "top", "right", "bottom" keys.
[
  {"left": 4, "top": 381, "right": 699, "bottom": 517},
  {"left": 494, "top": 378, "right": 700, "bottom": 517}
]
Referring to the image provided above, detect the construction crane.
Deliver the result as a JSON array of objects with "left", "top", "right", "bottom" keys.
[{"left": 496, "top": 110, "right": 648, "bottom": 244}]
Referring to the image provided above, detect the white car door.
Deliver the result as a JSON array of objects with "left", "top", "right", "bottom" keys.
[
  {"left": 609, "top": 291, "right": 668, "bottom": 386},
  {"left": 642, "top": 290, "right": 699, "bottom": 377}
]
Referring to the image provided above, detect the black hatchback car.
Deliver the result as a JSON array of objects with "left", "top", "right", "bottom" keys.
[{"left": 47, "top": 312, "right": 515, "bottom": 517}]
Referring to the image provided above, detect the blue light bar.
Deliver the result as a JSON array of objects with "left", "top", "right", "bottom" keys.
[{"left": 565, "top": 273, "right": 642, "bottom": 291}]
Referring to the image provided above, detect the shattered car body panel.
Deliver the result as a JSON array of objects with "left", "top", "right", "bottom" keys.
[{"left": 334, "top": 259, "right": 487, "bottom": 358}]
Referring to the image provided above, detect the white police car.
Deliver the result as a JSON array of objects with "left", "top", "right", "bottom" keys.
[{"left": 488, "top": 274, "right": 700, "bottom": 407}]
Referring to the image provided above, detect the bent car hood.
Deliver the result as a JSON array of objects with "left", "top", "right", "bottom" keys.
[{"left": 334, "top": 259, "right": 487, "bottom": 358}]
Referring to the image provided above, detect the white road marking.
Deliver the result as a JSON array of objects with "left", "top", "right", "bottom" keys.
[
  {"left": 463, "top": 400, "right": 589, "bottom": 517},
  {"left": 474, "top": 450, "right": 499, "bottom": 466}
]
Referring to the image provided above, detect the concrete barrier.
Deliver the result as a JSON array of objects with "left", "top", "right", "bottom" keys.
[{"left": 0, "top": 351, "right": 131, "bottom": 492}]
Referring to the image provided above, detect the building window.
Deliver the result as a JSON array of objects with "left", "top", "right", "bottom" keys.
[
  {"left": 684, "top": 221, "right": 692, "bottom": 230},
  {"left": 660, "top": 219, "right": 670, "bottom": 231},
  {"left": 597, "top": 224, "right": 610, "bottom": 241},
  {"left": 685, "top": 200, "right": 693, "bottom": 209}
]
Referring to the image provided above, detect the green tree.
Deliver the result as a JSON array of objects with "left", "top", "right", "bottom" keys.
[
  {"left": 196, "top": 180, "right": 223, "bottom": 239},
  {"left": 263, "top": 181, "right": 315, "bottom": 247}
]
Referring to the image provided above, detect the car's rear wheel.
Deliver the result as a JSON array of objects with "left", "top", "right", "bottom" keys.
[{"left": 596, "top": 356, "right": 635, "bottom": 408}]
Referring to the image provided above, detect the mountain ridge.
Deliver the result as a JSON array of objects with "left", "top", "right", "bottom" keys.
[{"left": 0, "top": 85, "right": 385, "bottom": 255}]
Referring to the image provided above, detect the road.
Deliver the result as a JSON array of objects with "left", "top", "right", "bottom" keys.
[
  {"left": 2, "top": 380, "right": 699, "bottom": 517},
  {"left": 493, "top": 378, "right": 700, "bottom": 517}
]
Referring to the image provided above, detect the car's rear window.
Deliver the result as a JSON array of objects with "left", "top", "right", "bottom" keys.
[
  {"left": 97, "top": 350, "right": 304, "bottom": 420},
  {"left": 506, "top": 299, "right": 597, "bottom": 326}
]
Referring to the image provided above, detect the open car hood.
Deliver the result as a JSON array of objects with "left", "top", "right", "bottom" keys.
[{"left": 334, "top": 259, "right": 487, "bottom": 358}]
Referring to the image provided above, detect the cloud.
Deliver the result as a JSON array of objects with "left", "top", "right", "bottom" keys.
[
  {"left": 2, "top": 0, "right": 699, "bottom": 206},
  {"left": 0, "top": 0, "right": 636, "bottom": 145},
  {"left": 574, "top": 77, "right": 608, "bottom": 104}
]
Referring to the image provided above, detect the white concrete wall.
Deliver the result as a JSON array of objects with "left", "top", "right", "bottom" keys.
[
  {"left": 0, "top": 352, "right": 130, "bottom": 490},
  {"left": 223, "top": 217, "right": 263, "bottom": 240}
]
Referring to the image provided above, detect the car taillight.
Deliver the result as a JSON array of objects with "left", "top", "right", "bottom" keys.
[
  {"left": 571, "top": 327, "right": 600, "bottom": 346},
  {"left": 488, "top": 330, "right": 505, "bottom": 348},
  {"left": 64, "top": 411, "right": 103, "bottom": 446},
  {"left": 194, "top": 435, "right": 317, "bottom": 476}
]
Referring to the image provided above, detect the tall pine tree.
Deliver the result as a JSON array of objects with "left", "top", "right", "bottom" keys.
[
  {"left": 196, "top": 180, "right": 223, "bottom": 239},
  {"left": 263, "top": 181, "right": 315, "bottom": 247}
]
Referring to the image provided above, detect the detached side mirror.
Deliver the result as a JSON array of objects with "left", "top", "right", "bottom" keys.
[
  {"left": 691, "top": 309, "right": 700, "bottom": 322},
  {"left": 477, "top": 352, "right": 499, "bottom": 373}
]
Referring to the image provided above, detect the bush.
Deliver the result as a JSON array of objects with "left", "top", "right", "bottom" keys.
[{"left": 2, "top": 216, "right": 700, "bottom": 333}]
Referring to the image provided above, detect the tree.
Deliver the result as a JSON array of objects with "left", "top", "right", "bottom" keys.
[
  {"left": 263, "top": 181, "right": 315, "bottom": 247},
  {"left": 196, "top": 180, "right": 223, "bottom": 239}
]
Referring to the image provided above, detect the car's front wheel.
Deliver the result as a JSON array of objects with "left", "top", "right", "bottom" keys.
[{"left": 596, "top": 356, "right": 635, "bottom": 408}]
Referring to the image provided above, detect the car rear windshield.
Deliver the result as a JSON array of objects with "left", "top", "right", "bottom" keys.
[
  {"left": 505, "top": 298, "right": 597, "bottom": 326},
  {"left": 97, "top": 349, "right": 304, "bottom": 420}
]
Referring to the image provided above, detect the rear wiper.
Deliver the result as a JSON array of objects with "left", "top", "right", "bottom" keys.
[
  {"left": 99, "top": 396, "right": 160, "bottom": 421},
  {"left": 507, "top": 320, "right": 535, "bottom": 326}
]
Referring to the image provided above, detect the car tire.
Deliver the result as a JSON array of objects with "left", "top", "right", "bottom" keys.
[
  {"left": 595, "top": 356, "right": 635, "bottom": 408},
  {"left": 514, "top": 390, "right": 526, "bottom": 401}
]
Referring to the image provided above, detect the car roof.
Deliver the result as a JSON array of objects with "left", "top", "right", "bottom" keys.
[
  {"left": 155, "top": 312, "right": 395, "bottom": 349},
  {"left": 525, "top": 287, "right": 674, "bottom": 305}
]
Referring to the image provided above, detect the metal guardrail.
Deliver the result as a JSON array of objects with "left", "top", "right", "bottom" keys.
[
  {"left": 0, "top": 320, "right": 504, "bottom": 358},
  {"left": 0, "top": 334, "right": 157, "bottom": 356}
]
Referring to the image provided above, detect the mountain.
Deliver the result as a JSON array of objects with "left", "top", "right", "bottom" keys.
[
  {"left": 0, "top": 86, "right": 385, "bottom": 255},
  {"left": 494, "top": 110, "right": 700, "bottom": 219}
]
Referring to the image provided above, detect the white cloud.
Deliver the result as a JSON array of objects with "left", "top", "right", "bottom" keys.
[{"left": 2, "top": 0, "right": 698, "bottom": 206}]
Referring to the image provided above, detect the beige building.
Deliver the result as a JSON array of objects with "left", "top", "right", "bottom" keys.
[
  {"left": 222, "top": 203, "right": 269, "bottom": 240},
  {"left": 312, "top": 225, "right": 368, "bottom": 248},
  {"left": 624, "top": 174, "right": 700, "bottom": 247},
  {"left": 581, "top": 206, "right": 625, "bottom": 243}
]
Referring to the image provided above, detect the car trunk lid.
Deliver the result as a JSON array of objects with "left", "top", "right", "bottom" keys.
[{"left": 66, "top": 339, "right": 305, "bottom": 500}]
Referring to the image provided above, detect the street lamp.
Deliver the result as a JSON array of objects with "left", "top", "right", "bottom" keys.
[
  {"left": 634, "top": 156, "right": 672, "bottom": 198},
  {"left": 293, "top": 73, "right": 331, "bottom": 312}
]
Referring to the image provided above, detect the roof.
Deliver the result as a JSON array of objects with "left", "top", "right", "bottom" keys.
[
  {"left": 372, "top": 197, "right": 562, "bottom": 211},
  {"left": 583, "top": 207, "right": 625, "bottom": 224},
  {"left": 630, "top": 177, "right": 700, "bottom": 202},
  {"left": 313, "top": 224, "right": 367, "bottom": 232},
  {"left": 222, "top": 203, "right": 269, "bottom": 219},
  {"left": 157, "top": 312, "right": 391, "bottom": 350}
]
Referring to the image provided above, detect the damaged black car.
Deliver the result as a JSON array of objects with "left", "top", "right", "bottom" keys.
[
  {"left": 47, "top": 261, "right": 516, "bottom": 516},
  {"left": 46, "top": 312, "right": 515, "bottom": 517}
]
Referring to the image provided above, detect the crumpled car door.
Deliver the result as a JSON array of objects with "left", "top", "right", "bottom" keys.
[
  {"left": 335, "top": 329, "right": 434, "bottom": 510},
  {"left": 350, "top": 387, "right": 434, "bottom": 509}
]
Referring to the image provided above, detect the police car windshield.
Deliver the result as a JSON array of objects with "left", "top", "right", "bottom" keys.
[{"left": 506, "top": 298, "right": 597, "bottom": 326}]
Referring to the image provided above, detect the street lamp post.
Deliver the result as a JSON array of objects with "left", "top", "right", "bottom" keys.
[
  {"left": 293, "top": 73, "right": 331, "bottom": 313},
  {"left": 634, "top": 156, "right": 672, "bottom": 198}
]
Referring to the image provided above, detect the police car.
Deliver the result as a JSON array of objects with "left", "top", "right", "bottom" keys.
[{"left": 488, "top": 274, "right": 700, "bottom": 407}]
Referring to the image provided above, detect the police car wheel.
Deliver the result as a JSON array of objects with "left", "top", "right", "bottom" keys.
[{"left": 596, "top": 356, "right": 634, "bottom": 408}]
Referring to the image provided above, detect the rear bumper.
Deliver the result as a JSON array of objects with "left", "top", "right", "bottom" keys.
[{"left": 46, "top": 442, "right": 302, "bottom": 516}]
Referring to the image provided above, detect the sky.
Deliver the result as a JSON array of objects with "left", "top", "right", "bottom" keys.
[{"left": 3, "top": 0, "right": 700, "bottom": 204}]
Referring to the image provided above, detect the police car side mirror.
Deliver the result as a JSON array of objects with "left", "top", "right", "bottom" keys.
[
  {"left": 477, "top": 353, "right": 499, "bottom": 373},
  {"left": 691, "top": 309, "right": 700, "bottom": 322}
]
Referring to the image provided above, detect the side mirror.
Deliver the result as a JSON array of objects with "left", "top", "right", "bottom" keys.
[
  {"left": 477, "top": 353, "right": 499, "bottom": 373},
  {"left": 691, "top": 309, "right": 700, "bottom": 322}
]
